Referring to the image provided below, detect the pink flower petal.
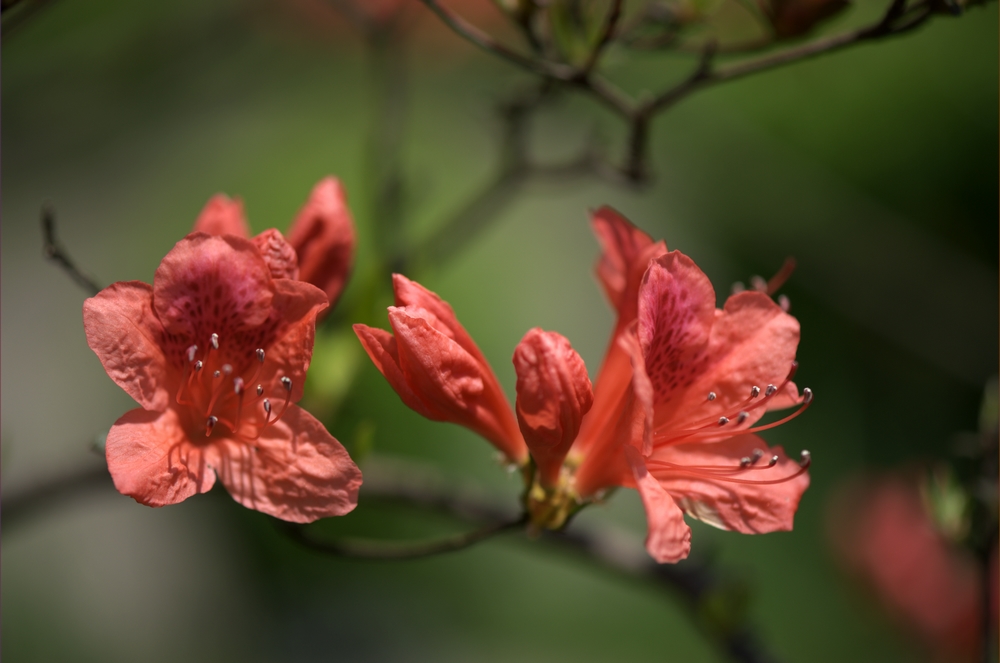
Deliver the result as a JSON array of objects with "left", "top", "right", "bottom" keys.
[
  {"left": 637, "top": 252, "right": 716, "bottom": 415},
  {"left": 389, "top": 306, "right": 525, "bottom": 462},
  {"left": 208, "top": 405, "right": 362, "bottom": 523},
  {"left": 153, "top": 234, "right": 275, "bottom": 336},
  {"left": 83, "top": 281, "right": 173, "bottom": 411},
  {"left": 105, "top": 407, "right": 215, "bottom": 507},
  {"left": 625, "top": 446, "right": 692, "bottom": 563},
  {"left": 391, "top": 274, "right": 488, "bottom": 366},
  {"left": 252, "top": 228, "right": 300, "bottom": 281},
  {"left": 354, "top": 323, "right": 445, "bottom": 420},
  {"left": 650, "top": 434, "right": 809, "bottom": 533},
  {"left": 591, "top": 205, "right": 667, "bottom": 328},
  {"left": 254, "top": 279, "right": 329, "bottom": 403},
  {"left": 192, "top": 194, "right": 250, "bottom": 238},
  {"left": 286, "top": 177, "right": 356, "bottom": 307},
  {"left": 669, "top": 291, "right": 802, "bottom": 430},
  {"left": 513, "top": 328, "right": 593, "bottom": 486}
]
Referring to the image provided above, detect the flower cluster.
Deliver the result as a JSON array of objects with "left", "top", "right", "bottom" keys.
[
  {"left": 84, "top": 179, "right": 361, "bottom": 522},
  {"left": 356, "top": 207, "right": 811, "bottom": 562}
]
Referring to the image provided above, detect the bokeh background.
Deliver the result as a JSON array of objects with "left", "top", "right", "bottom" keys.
[{"left": 2, "top": 0, "right": 997, "bottom": 661}]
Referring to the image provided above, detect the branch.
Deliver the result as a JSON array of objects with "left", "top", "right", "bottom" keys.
[
  {"left": 5, "top": 455, "right": 782, "bottom": 662},
  {"left": 277, "top": 513, "right": 528, "bottom": 561},
  {"left": 3, "top": 463, "right": 111, "bottom": 529},
  {"left": 647, "top": 0, "right": 938, "bottom": 115},
  {"left": 41, "top": 205, "right": 102, "bottom": 296},
  {"left": 416, "top": 0, "right": 573, "bottom": 80},
  {"left": 581, "top": 0, "right": 625, "bottom": 74}
]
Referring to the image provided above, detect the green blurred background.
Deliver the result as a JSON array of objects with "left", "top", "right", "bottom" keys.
[{"left": 2, "top": 0, "right": 997, "bottom": 661}]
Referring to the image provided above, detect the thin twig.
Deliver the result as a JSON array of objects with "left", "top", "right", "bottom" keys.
[
  {"left": 3, "top": 463, "right": 111, "bottom": 529},
  {"left": 277, "top": 514, "right": 528, "bottom": 561},
  {"left": 41, "top": 205, "right": 102, "bottom": 296},
  {"left": 416, "top": 0, "right": 572, "bottom": 80},
  {"left": 420, "top": 0, "right": 960, "bottom": 182},
  {"left": 5, "top": 455, "right": 782, "bottom": 662},
  {"left": 581, "top": 0, "right": 624, "bottom": 74}
]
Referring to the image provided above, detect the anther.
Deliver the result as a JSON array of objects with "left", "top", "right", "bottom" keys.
[
  {"left": 263, "top": 399, "right": 272, "bottom": 415},
  {"left": 221, "top": 364, "right": 232, "bottom": 376},
  {"left": 799, "top": 450, "right": 811, "bottom": 468},
  {"left": 765, "top": 384, "right": 777, "bottom": 396},
  {"left": 751, "top": 275, "right": 767, "bottom": 292},
  {"left": 233, "top": 377, "right": 245, "bottom": 395},
  {"left": 718, "top": 416, "right": 729, "bottom": 426},
  {"left": 210, "top": 333, "right": 219, "bottom": 350},
  {"left": 736, "top": 411, "right": 749, "bottom": 424},
  {"left": 281, "top": 376, "right": 292, "bottom": 392},
  {"left": 194, "top": 361, "right": 203, "bottom": 372},
  {"left": 731, "top": 281, "right": 745, "bottom": 294},
  {"left": 778, "top": 294, "right": 790, "bottom": 312},
  {"left": 187, "top": 345, "right": 198, "bottom": 362},
  {"left": 750, "top": 449, "right": 764, "bottom": 463},
  {"left": 768, "top": 455, "right": 779, "bottom": 467},
  {"left": 802, "top": 387, "right": 813, "bottom": 404},
  {"left": 256, "top": 384, "right": 264, "bottom": 397},
  {"left": 750, "top": 386, "right": 760, "bottom": 398},
  {"left": 740, "top": 457, "right": 753, "bottom": 468},
  {"left": 213, "top": 370, "right": 221, "bottom": 379},
  {"left": 205, "top": 415, "right": 218, "bottom": 436},
  {"left": 256, "top": 348, "right": 265, "bottom": 363},
  {"left": 707, "top": 391, "right": 717, "bottom": 401}
]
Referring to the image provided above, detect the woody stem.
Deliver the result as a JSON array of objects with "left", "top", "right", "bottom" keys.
[
  {"left": 276, "top": 514, "right": 529, "bottom": 561},
  {"left": 41, "top": 206, "right": 102, "bottom": 297}
]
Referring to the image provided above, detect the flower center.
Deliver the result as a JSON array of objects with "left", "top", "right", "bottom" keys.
[{"left": 175, "top": 332, "right": 293, "bottom": 442}]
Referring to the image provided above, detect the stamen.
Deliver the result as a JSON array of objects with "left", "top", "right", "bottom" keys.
[
  {"left": 256, "top": 348, "right": 265, "bottom": 363},
  {"left": 263, "top": 399, "right": 271, "bottom": 415},
  {"left": 707, "top": 391, "right": 717, "bottom": 401},
  {"left": 281, "top": 376, "right": 292, "bottom": 392},
  {"left": 652, "top": 361, "right": 809, "bottom": 445},
  {"left": 210, "top": 333, "right": 219, "bottom": 350},
  {"left": 194, "top": 360, "right": 203, "bottom": 372},
  {"left": 799, "top": 450, "right": 811, "bottom": 468},
  {"left": 233, "top": 377, "right": 245, "bottom": 395},
  {"left": 802, "top": 387, "right": 813, "bottom": 403},
  {"left": 256, "top": 384, "right": 264, "bottom": 397},
  {"left": 187, "top": 345, "right": 198, "bottom": 362},
  {"left": 205, "top": 415, "right": 218, "bottom": 436}
]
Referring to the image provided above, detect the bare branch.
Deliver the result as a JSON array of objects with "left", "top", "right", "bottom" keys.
[
  {"left": 582, "top": 0, "right": 625, "bottom": 74},
  {"left": 416, "top": 0, "right": 573, "bottom": 80},
  {"left": 277, "top": 514, "right": 528, "bottom": 560},
  {"left": 41, "top": 205, "right": 102, "bottom": 296}
]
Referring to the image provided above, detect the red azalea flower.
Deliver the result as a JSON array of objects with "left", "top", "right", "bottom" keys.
[
  {"left": 192, "top": 177, "right": 356, "bottom": 310},
  {"left": 84, "top": 233, "right": 362, "bottom": 522},
  {"left": 829, "top": 475, "right": 985, "bottom": 662},
  {"left": 354, "top": 274, "right": 528, "bottom": 465},
  {"left": 355, "top": 207, "right": 810, "bottom": 562}
]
